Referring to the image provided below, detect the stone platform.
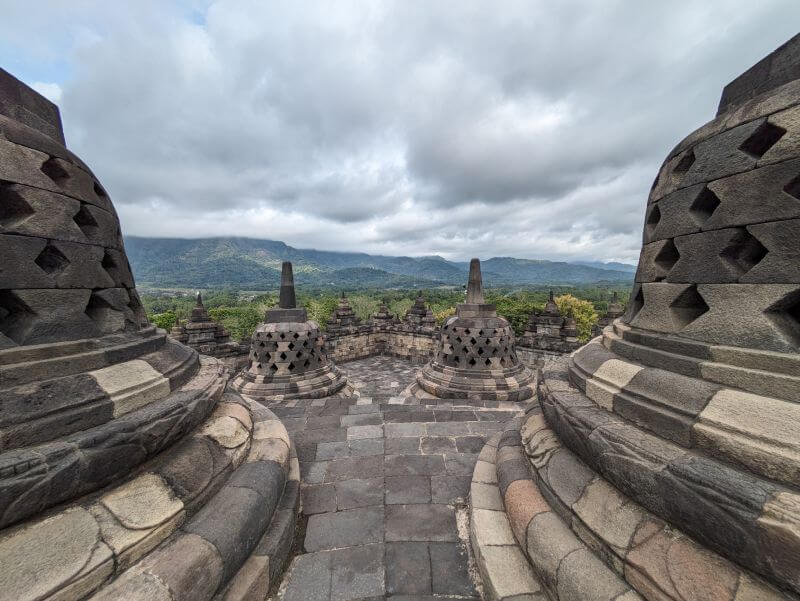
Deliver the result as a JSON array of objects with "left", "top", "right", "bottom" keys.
[{"left": 266, "top": 356, "right": 530, "bottom": 601}]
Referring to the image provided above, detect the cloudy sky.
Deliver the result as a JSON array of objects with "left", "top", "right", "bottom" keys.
[{"left": 2, "top": 1, "right": 799, "bottom": 263}]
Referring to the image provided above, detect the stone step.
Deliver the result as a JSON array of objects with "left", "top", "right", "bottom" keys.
[
  {"left": 539, "top": 358, "right": 800, "bottom": 595},
  {"left": 0, "top": 396, "right": 299, "bottom": 601},
  {"left": 520, "top": 406, "right": 788, "bottom": 601}
]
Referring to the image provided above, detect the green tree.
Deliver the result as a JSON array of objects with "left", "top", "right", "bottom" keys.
[
  {"left": 150, "top": 310, "right": 177, "bottom": 331},
  {"left": 555, "top": 294, "right": 598, "bottom": 342}
]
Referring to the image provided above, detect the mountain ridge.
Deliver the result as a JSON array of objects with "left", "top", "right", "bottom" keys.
[{"left": 124, "top": 236, "right": 635, "bottom": 289}]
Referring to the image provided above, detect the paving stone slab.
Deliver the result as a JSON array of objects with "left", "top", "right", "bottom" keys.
[
  {"left": 304, "top": 506, "right": 384, "bottom": 552},
  {"left": 385, "top": 504, "right": 458, "bottom": 542},
  {"left": 336, "top": 478, "right": 384, "bottom": 509},
  {"left": 385, "top": 475, "right": 431, "bottom": 504}
]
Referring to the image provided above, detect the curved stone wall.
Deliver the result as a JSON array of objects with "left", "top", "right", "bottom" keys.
[
  {"left": 0, "top": 70, "right": 298, "bottom": 600},
  {"left": 470, "top": 37, "right": 800, "bottom": 601}
]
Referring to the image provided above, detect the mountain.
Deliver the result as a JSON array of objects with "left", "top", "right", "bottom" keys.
[
  {"left": 124, "top": 236, "right": 633, "bottom": 289},
  {"left": 573, "top": 260, "right": 637, "bottom": 273}
]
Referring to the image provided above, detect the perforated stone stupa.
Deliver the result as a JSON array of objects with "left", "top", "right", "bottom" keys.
[
  {"left": 0, "top": 68, "right": 299, "bottom": 601},
  {"left": 169, "top": 291, "right": 248, "bottom": 360},
  {"left": 518, "top": 290, "right": 581, "bottom": 362},
  {"left": 469, "top": 35, "right": 800, "bottom": 601},
  {"left": 591, "top": 290, "right": 626, "bottom": 337},
  {"left": 404, "top": 294, "right": 436, "bottom": 328},
  {"left": 326, "top": 291, "right": 362, "bottom": 333},
  {"left": 417, "top": 258, "right": 535, "bottom": 400},
  {"left": 231, "top": 261, "right": 347, "bottom": 399}
]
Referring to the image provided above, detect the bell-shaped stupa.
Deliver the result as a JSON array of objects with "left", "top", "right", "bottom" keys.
[
  {"left": 417, "top": 258, "right": 535, "bottom": 400},
  {"left": 0, "top": 69, "right": 299, "bottom": 600},
  {"left": 169, "top": 291, "right": 247, "bottom": 359},
  {"left": 470, "top": 37, "right": 800, "bottom": 601},
  {"left": 231, "top": 261, "right": 347, "bottom": 399}
]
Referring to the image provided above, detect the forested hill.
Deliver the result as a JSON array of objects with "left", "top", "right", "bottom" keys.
[{"left": 124, "top": 236, "right": 634, "bottom": 289}]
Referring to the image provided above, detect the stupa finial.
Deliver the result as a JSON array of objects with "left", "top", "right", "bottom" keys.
[
  {"left": 466, "top": 258, "right": 485, "bottom": 304},
  {"left": 279, "top": 261, "right": 296, "bottom": 309}
]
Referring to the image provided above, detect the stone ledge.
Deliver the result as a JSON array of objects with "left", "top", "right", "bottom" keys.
[
  {"left": 0, "top": 394, "right": 298, "bottom": 601},
  {"left": 519, "top": 407, "right": 788, "bottom": 601},
  {"left": 539, "top": 361, "right": 800, "bottom": 595},
  {"left": 489, "top": 419, "right": 643, "bottom": 601},
  {"left": 0, "top": 355, "right": 224, "bottom": 529},
  {"left": 469, "top": 432, "right": 544, "bottom": 601}
]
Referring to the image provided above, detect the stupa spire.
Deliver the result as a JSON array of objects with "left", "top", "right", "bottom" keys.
[
  {"left": 279, "top": 261, "right": 297, "bottom": 309},
  {"left": 466, "top": 258, "right": 485, "bottom": 304}
]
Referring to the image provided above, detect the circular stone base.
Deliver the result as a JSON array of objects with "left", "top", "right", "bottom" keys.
[
  {"left": 230, "top": 363, "right": 347, "bottom": 400},
  {"left": 416, "top": 361, "right": 535, "bottom": 402}
]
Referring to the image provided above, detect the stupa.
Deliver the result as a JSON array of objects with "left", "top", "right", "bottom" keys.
[
  {"left": 0, "top": 69, "right": 298, "bottom": 600},
  {"left": 231, "top": 261, "right": 347, "bottom": 399},
  {"left": 518, "top": 290, "right": 581, "bottom": 362},
  {"left": 169, "top": 291, "right": 247, "bottom": 360},
  {"left": 326, "top": 291, "right": 361, "bottom": 332},
  {"left": 591, "top": 290, "right": 626, "bottom": 337},
  {"left": 372, "top": 298, "right": 394, "bottom": 325},
  {"left": 417, "top": 258, "right": 535, "bottom": 400},
  {"left": 469, "top": 35, "right": 800, "bottom": 601},
  {"left": 403, "top": 294, "right": 437, "bottom": 328}
]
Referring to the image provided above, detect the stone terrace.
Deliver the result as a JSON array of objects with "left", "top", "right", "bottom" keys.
[{"left": 266, "top": 356, "right": 526, "bottom": 600}]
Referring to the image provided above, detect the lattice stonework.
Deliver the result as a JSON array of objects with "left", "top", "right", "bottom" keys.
[
  {"left": 249, "top": 323, "right": 329, "bottom": 376},
  {"left": 0, "top": 121, "right": 146, "bottom": 348},
  {"left": 433, "top": 322, "right": 518, "bottom": 369}
]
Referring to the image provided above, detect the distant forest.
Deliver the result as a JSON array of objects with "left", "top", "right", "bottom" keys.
[{"left": 143, "top": 285, "right": 630, "bottom": 344}]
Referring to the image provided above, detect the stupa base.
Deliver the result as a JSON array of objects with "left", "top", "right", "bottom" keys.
[
  {"left": 416, "top": 360, "right": 535, "bottom": 402},
  {"left": 231, "top": 364, "right": 348, "bottom": 401}
]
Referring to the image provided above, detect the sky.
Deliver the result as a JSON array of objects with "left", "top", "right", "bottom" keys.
[{"left": 2, "top": 1, "right": 799, "bottom": 264}]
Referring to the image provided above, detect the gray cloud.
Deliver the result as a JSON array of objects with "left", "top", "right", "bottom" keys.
[{"left": 3, "top": 0, "right": 800, "bottom": 263}]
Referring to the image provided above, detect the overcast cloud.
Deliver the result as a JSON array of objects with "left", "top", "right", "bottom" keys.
[{"left": 2, "top": 1, "right": 799, "bottom": 263}]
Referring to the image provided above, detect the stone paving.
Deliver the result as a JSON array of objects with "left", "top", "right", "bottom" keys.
[{"left": 266, "top": 356, "right": 525, "bottom": 600}]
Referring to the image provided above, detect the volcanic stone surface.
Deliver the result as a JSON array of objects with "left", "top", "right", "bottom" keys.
[
  {"left": 490, "top": 35, "right": 800, "bottom": 601},
  {"left": 271, "top": 355, "right": 526, "bottom": 601},
  {"left": 417, "top": 258, "right": 535, "bottom": 401},
  {"left": 0, "top": 69, "right": 296, "bottom": 601},
  {"left": 231, "top": 262, "right": 347, "bottom": 400}
]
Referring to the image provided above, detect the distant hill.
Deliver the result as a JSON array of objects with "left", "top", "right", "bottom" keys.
[
  {"left": 124, "top": 236, "right": 634, "bottom": 289},
  {"left": 573, "top": 260, "right": 637, "bottom": 273}
]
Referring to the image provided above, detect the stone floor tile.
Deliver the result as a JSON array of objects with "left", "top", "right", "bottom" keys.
[
  {"left": 385, "top": 542, "right": 431, "bottom": 595},
  {"left": 385, "top": 475, "right": 431, "bottom": 504},
  {"left": 302, "top": 483, "right": 337, "bottom": 515},
  {"left": 336, "top": 478, "right": 384, "bottom": 509},
  {"left": 281, "top": 552, "right": 331, "bottom": 601},
  {"left": 341, "top": 413, "right": 383, "bottom": 427},
  {"left": 384, "top": 455, "right": 445, "bottom": 476},
  {"left": 325, "top": 455, "right": 384, "bottom": 482},
  {"left": 430, "top": 475, "right": 471, "bottom": 504},
  {"left": 385, "top": 504, "right": 458, "bottom": 542},
  {"left": 444, "top": 453, "right": 479, "bottom": 476},
  {"left": 420, "top": 436, "right": 458, "bottom": 454},
  {"left": 349, "top": 438, "right": 384, "bottom": 457},
  {"left": 302, "top": 461, "right": 330, "bottom": 484},
  {"left": 330, "top": 543, "right": 386, "bottom": 601},
  {"left": 455, "top": 435, "right": 486, "bottom": 453},
  {"left": 348, "top": 405, "right": 382, "bottom": 415},
  {"left": 385, "top": 423, "right": 426, "bottom": 438},
  {"left": 426, "top": 422, "right": 473, "bottom": 436},
  {"left": 305, "top": 506, "right": 384, "bottom": 552},
  {"left": 348, "top": 425, "right": 384, "bottom": 440},
  {"left": 308, "top": 415, "right": 342, "bottom": 430},
  {"left": 317, "top": 441, "right": 349, "bottom": 460},
  {"left": 384, "top": 437, "right": 422, "bottom": 455},
  {"left": 429, "top": 542, "right": 477, "bottom": 596}
]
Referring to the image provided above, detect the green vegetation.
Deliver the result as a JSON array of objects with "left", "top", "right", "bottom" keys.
[{"left": 143, "top": 285, "right": 629, "bottom": 343}]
